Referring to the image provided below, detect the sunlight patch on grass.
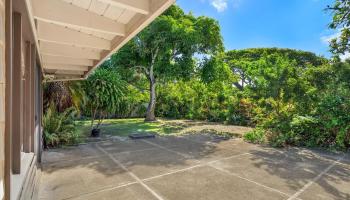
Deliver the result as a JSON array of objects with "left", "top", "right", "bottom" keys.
[
  {"left": 75, "top": 118, "right": 185, "bottom": 138},
  {"left": 75, "top": 118, "right": 251, "bottom": 142}
]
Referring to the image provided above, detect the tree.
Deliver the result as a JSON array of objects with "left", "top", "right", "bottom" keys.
[
  {"left": 327, "top": 0, "right": 350, "bottom": 57},
  {"left": 225, "top": 48, "right": 327, "bottom": 92},
  {"left": 224, "top": 48, "right": 329, "bottom": 115},
  {"left": 107, "top": 5, "right": 223, "bottom": 121},
  {"left": 200, "top": 53, "right": 235, "bottom": 84},
  {"left": 43, "top": 81, "right": 86, "bottom": 113},
  {"left": 84, "top": 68, "right": 126, "bottom": 133}
]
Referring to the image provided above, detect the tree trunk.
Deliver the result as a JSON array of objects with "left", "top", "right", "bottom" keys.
[
  {"left": 145, "top": 76, "right": 156, "bottom": 121},
  {"left": 144, "top": 48, "right": 159, "bottom": 122}
]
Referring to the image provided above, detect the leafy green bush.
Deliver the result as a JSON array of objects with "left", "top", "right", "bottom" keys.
[
  {"left": 258, "top": 85, "right": 350, "bottom": 150},
  {"left": 244, "top": 128, "right": 265, "bottom": 144},
  {"left": 289, "top": 115, "right": 320, "bottom": 147},
  {"left": 156, "top": 80, "right": 250, "bottom": 124},
  {"left": 84, "top": 68, "right": 126, "bottom": 130},
  {"left": 115, "top": 85, "right": 148, "bottom": 118},
  {"left": 43, "top": 105, "right": 80, "bottom": 148},
  {"left": 315, "top": 91, "right": 350, "bottom": 149}
]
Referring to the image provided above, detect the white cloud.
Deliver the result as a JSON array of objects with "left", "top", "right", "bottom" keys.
[
  {"left": 320, "top": 30, "right": 350, "bottom": 61},
  {"left": 210, "top": 0, "right": 228, "bottom": 12},
  {"left": 321, "top": 31, "right": 341, "bottom": 45},
  {"left": 206, "top": 0, "right": 242, "bottom": 13},
  {"left": 340, "top": 52, "right": 350, "bottom": 61}
]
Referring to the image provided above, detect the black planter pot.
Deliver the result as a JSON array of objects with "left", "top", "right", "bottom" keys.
[{"left": 91, "top": 128, "right": 101, "bottom": 137}]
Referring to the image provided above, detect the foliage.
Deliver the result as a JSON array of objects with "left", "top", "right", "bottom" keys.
[
  {"left": 201, "top": 53, "right": 235, "bottom": 84},
  {"left": 155, "top": 48, "right": 349, "bottom": 150},
  {"left": 255, "top": 59, "right": 350, "bottom": 149},
  {"left": 84, "top": 68, "right": 126, "bottom": 130},
  {"left": 244, "top": 128, "right": 266, "bottom": 144},
  {"left": 327, "top": 0, "right": 350, "bottom": 57},
  {"left": 156, "top": 80, "right": 239, "bottom": 122},
  {"left": 43, "top": 105, "right": 80, "bottom": 148},
  {"left": 43, "top": 81, "right": 86, "bottom": 113},
  {"left": 114, "top": 85, "right": 149, "bottom": 118},
  {"left": 225, "top": 48, "right": 327, "bottom": 95},
  {"left": 106, "top": 5, "right": 223, "bottom": 121}
]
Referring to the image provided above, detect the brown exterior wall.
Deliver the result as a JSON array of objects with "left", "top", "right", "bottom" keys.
[
  {"left": 0, "top": 0, "right": 43, "bottom": 198},
  {"left": 0, "top": 0, "right": 6, "bottom": 198}
]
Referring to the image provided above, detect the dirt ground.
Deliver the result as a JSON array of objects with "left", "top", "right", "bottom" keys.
[{"left": 158, "top": 119, "right": 253, "bottom": 136}]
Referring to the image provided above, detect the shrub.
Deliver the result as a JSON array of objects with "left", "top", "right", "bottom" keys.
[
  {"left": 336, "top": 125, "right": 350, "bottom": 150},
  {"left": 315, "top": 92, "right": 350, "bottom": 149},
  {"left": 244, "top": 128, "right": 266, "bottom": 144},
  {"left": 289, "top": 115, "right": 320, "bottom": 147},
  {"left": 84, "top": 68, "right": 126, "bottom": 131},
  {"left": 43, "top": 105, "right": 80, "bottom": 148}
]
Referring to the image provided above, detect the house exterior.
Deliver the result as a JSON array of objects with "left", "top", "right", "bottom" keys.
[{"left": 0, "top": 0, "right": 174, "bottom": 199}]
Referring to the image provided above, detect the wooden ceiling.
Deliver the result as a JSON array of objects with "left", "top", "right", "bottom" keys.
[{"left": 24, "top": 0, "right": 174, "bottom": 81}]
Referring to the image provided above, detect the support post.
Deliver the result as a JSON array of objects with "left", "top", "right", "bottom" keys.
[
  {"left": 4, "top": 0, "right": 12, "bottom": 197},
  {"left": 12, "top": 12, "right": 22, "bottom": 174},
  {"left": 24, "top": 42, "right": 31, "bottom": 153},
  {"left": 30, "top": 44, "right": 36, "bottom": 152}
]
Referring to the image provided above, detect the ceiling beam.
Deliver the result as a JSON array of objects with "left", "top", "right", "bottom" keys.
[
  {"left": 46, "top": 77, "right": 84, "bottom": 82},
  {"left": 44, "top": 64, "right": 89, "bottom": 71},
  {"left": 55, "top": 70, "right": 85, "bottom": 75},
  {"left": 42, "top": 55, "right": 94, "bottom": 66},
  {"left": 98, "top": 0, "right": 149, "bottom": 15},
  {"left": 48, "top": 74, "right": 84, "bottom": 81},
  {"left": 54, "top": 74, "right": 83, "bottom": 78},
  {"left": 32, "top": 0, "right": 125, "bottom": 36},
  {"left": 40, "top": 41, "right": 101, "bottom": 60},
  {"left": 37, "top": 21, "right": 111, "bottom": 50}
]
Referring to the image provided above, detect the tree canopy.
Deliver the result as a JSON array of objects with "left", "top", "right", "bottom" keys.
[
  {"left": 327, "top": 0, "right": 350, "bottom": 57},
  {"left": 105, "top": 5, "right": 223, "bottom": 121},
  {"left": 224, "top": 48, "right": 328, "bottom": 101}
]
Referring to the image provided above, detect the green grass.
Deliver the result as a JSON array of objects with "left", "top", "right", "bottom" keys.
[
  {"left": 76, "top": 118, "right": 186, "bottom": 138},
  {"left": 243, "top": 128, "right": 266, "bottom": 144}
]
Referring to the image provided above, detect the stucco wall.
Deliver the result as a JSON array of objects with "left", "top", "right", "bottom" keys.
[{"left": 0, "top": 0, "right": 5, "bottom": 199}]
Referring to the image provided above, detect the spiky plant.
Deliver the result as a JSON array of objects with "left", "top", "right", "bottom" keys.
[{"left": 44, "top": 81, "right": 86, "bottom": 113}]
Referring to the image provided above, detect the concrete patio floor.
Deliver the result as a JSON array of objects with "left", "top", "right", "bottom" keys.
[{"left": 38, "top": 134, "right": 350, "bottom": 200}]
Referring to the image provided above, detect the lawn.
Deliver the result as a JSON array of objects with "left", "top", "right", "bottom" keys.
[
  {"left": 76, "top": 118, "right": 185, "bottom": 138},
  {"left": 76, "top": 118, "right": 252, "bottom": 141}
]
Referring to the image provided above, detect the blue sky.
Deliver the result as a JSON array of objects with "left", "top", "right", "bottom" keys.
[{"left": 176, "top": 0, "right": 336, "bottom": 58}]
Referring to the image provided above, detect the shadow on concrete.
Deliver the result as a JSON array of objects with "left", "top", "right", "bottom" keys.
[
  {"left": 248, "top": 146, "right": 350, "bottom": 199},
  {"left": 41, "top": 134, "right": 223, "bottom": 176},
  {"left": 40, "top": 134, "right": 350, "bottom": 200}
]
